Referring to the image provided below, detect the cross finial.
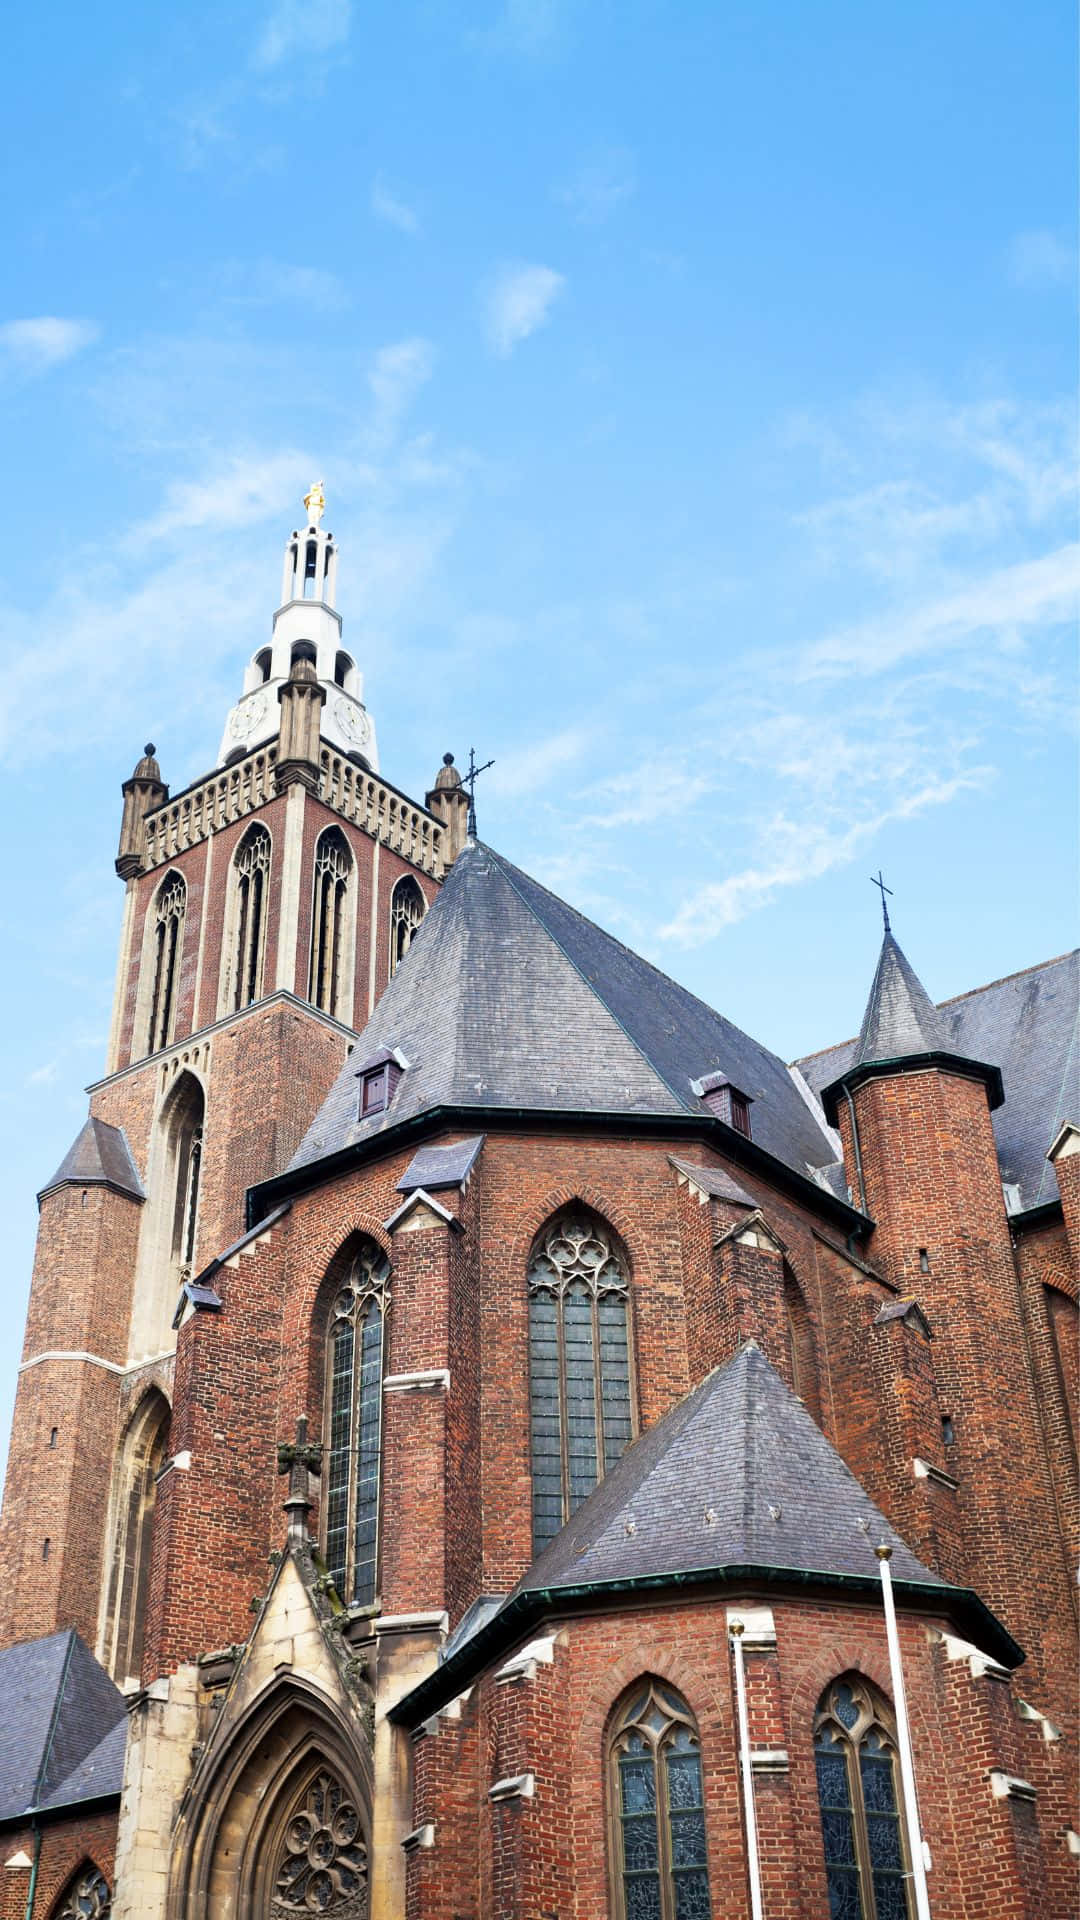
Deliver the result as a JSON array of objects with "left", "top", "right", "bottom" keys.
[
  {"left": 463, "top": 746, "right": 495, "bottom": 840},
  {"left": 871, "top": 870, "right": 893, "bottom": 933}
]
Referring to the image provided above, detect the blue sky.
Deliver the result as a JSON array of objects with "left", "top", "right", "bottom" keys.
[{"left": 0, "top": 0, "right": 1075, "bottom": 1477}]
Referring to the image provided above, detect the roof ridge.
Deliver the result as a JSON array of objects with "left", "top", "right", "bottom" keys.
[
  {"left": 936, "top": 949, "right": 1077, "bottom": 1008},
  {"left": 486, "top": 847, "right": 689, "bottom": 1113}
]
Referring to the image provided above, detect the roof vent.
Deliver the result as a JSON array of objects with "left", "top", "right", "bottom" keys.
[{"left": 690, "top": 1071, "right": 754, "bottom": 1138}]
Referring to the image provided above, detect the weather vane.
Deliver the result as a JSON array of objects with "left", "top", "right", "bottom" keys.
[
  {"left": 463, "top": 747, "right": 495, "bottom": 840},
  {"left": 871, "top": 870, "right": 893, "bottom": 933}
]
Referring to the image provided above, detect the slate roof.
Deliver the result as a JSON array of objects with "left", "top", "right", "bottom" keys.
[
  {"left": 287, "top": 843, "right": 841, "bottom": 1188},
  {"left": 798, "top": 949, "right": 1079, "bottom": 1213},
  {"left": 39, "top": 1116, "right": 144, "bottom": 1203},
  {"left": 852, "top": 933, "right": 951, "bottom": 1065},
  {"left": 510, "top": 1343, "right": 939, "bottom": 1596},
  {"left": 0, "top": 1631, "right": 127, "bottom": 1823},
  {"left": 668, "top": 1156, "right": 756, "bottom": 1207},
  {"left": 396, "top": 1136, "right": 485, "bottom": 1194}
]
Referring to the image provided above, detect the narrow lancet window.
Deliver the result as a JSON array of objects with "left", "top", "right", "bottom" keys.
[
  {"left": 309, "top": 828, "right": 352, "bottom": 1019},
  {"left": 147, "top": 872, "right": 186, "bottom": 1053},
  {"left": 528, "top": 1209, "right": 633, "bottom": 1554},
  {"left": 100, "top": 1391, "right": 170, "bottom": 1690},
  {"left": 609, "top": 1680, "right": 712, "bottom": 1920},
  {"left": 323, "top": 1239, "right": 391, "bottom": 1607},
  {"left": 167, "top": 1074, "right": 205, "bottom": 1283},
  {"left": 814, "top": 1676, "right": 911, "bottom": 1920},
  {"left": 230, "top": 825, "right": 271, "bottom": 1010},
  {"left": 389, "top": 875, "right": 425, "bottom": 974}
]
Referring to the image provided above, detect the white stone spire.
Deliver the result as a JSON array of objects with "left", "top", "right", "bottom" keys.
[{"left": 217, "top": 488, "right": 379, "bottom": 771}]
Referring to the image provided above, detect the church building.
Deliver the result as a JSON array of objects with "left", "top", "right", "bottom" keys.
[{"left": 0, "top": 488, "right": 1075, "bottom": 1919}]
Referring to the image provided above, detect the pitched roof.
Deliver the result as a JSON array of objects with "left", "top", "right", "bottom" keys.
[
  {"left": 396, "top": 1136, "right": 485, "bottom": 1193},
  {"left": 0, "top": 1631, "right": 126, "bottom": 1823},
  {"left": 287, "top": 843, "right": 840, "bottom": 1188},
  {"left": 393, "top": 1344, "right": 1020, "bottom": 1723},
  {"left": 39, "top": 1117, "right": 144, "bottom": 1203},
  {"left": 511, "top": 1343, "right": 940, "bottom": 1596},
  {"left": 797, "top": 950, "right": 1078, "bottom": 1212},
  {"left": 668, "top": 1156, "right": 756, "bottom": 1207}
]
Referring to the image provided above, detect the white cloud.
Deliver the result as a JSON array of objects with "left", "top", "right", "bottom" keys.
[
  {"left": 254, "top": 0, "right": 351, "bottom": 69},
  {"left": 1008, "top": 229, "right": 1074, "bottom": 289},
  {"left": 218, "top": 259, "right": 348, "bottom": 310},
  {"left": 26, "top": 1062, "right": 59, "bottom": 1087},
  {"left": 659, "top": 770, "right": 991, "bottom": 945},
  {"left": 485, "top": 264, "right": 565, "bottom": 357},
  {"left": 134, "top": 451, "right": 313, "bottom": 544},
  {"left": 371, "top": 173, "right": 420, "bottom": 234},
  {"left": 0, "top": 317, "right": 99, "bottom": 374},
  {"left": 368, "top": 338, "right": 436, "bottom": 436},
  {"left": 488, "top": 726, "right": 590, "bottom": 798},
  {"left": 557, "top": 147, "right": 636, "bottom": 225}
]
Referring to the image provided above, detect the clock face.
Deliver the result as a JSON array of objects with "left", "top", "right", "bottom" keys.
[
  {"left": 335, "top": 697, "right": 369, "bottom": 745},
  {"left": 230, "top": 690, "right": 269, "bottom": 738}
]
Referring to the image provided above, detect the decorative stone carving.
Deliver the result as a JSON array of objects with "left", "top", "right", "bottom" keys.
[{"left": 272, "top": 1770, "right": 368, "bottom": 1916}]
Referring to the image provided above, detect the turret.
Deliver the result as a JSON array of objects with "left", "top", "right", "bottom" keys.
[
  {"left": 425, "top": 753, "right": 470, "bottom": 863},
  {"left": 217, "top": 484, "right": 378, "bottom": 771},
  {"left": 275, "top": 654, "right": 326, "bottom": 792},
  {"left": 115, "top": 744, "right": 167, "bottom": 880}
]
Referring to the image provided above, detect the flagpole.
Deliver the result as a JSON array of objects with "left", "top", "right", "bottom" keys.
[
  {"left": 729, "top": 1621, "right": 764, "bottom": 1920},
  {"left": 875, "top": 1545, "right": 932, "bottom": 1920}
]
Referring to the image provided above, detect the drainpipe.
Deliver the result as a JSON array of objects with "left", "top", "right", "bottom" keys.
[
  {"left": 843, "top": 1085, "right": 868, "bottom": 1217},
  {"left": 729, "top": 1622, "right": 764, "bottom": 1920},
  {"left": 875, "top": 1547, "right": 932, "bottom": 1920},
  {"left": 23, "top": 1822, "right": 41, "bottom": 1920}
]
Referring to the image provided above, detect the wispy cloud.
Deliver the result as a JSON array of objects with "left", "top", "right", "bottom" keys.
[
  {"left": 371, "top": 173, "right": 420, "bottom": 234},
  {"left": 25, "top": 1062, "right": 59, "bottom": 1088},
  {"left": 216, "top": 259, "right": 349, "bottom": 310},
  {"left": 0, "top": 317, "right": 99, "bottom": 374},
  {"left": 368, "top": 338, "right": 436, "bottom": 438},
  {"left": 488, "top": 726, "right": 590, "bottom": 798},
  {"left": 254, "top": 0, "right": 351, "bottom": 69},
  {"left": 1007, "top": 228, "right": 1074, "bottom": 289},
  {"left": 556, "top": 147, "right": 636, "bottom": 225},
  {"left": 485, "top": 264, "right": 565, "bottom": 356},
  {"left": 472, "top": 0, "right": 564, "bottom": 57}
]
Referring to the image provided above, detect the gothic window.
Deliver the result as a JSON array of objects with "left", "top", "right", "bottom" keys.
[
  {"left": 528, "top": 1210, "right": 634, "bottom": 1554},
  {"left": 271, "top": 1768, "right": 368, "bottom": 1916},
  {"left": 310, "top": 828, "right": 352, "bottom": 1019},
  {"left": 608, "top": 1680, "right": 711, "bottom": 1920},
  {"left": 389, "top": 876, "right": 425, "bottom": 975},
  {"left": 323, "top": 1239, "right": 391, "bottom": 1606},
  {"left": 814, "top": 1676, "right": 911, "bottom": 1920},
  {"left": 783, "top": 1265, "right": 821, "bottom": 1421},
  {"left": 1045, "top": 1286, "right": 1078, "bottom": 1449},
  {"left": 168, "top": 1075, "right": 205, "bottom": 1281},
  {"left": 229, "top": 824, "right": 272, "bottom": 1011},
  {"left": 51, "top": 1865, "right": 112, "bottom": 1919},
  {"left": 99, "top": 1390, "right": 170, "bottom": 1688},
  {"left": 147, "top": 871, "right": 186, "bottom": 1053}
]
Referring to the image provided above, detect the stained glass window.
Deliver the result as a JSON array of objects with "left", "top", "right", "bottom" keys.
[
  {"left": 813, "top": 1676, "right": 912, "bottom": 1920},
  {"left": 610, "top": 1681, "right": 711, "bottom": 1920},
  {"left": 528, "top": 1211, "right": 634, "bottom": 1553},
  {"left": 55, "top": 1866, "right": 111, "bottom": 1919},
  {"left": 323, "top": 1239, "right": 390, "bottom": 1606}
]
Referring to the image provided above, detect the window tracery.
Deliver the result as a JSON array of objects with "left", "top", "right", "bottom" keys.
[
  {"left": 528, "top": 1209, "right": 633, "bottom": 1554},
  {"left": 168, "top": 1076, "right": 205, "bottom": 1284},
  {"left": 609, "top": 1680, "right": 711, "bottom": 1920},
  {"left": 271, "top": 1770, "right": 368, "bottom": 1918},
  {"left": 53, "top": 1865, "right": 111, "bottom": 1919},
  {"left": 231, "top": 825, "right": 271, "bottom": 1010},
  {"left": 814, "top": 1676, "right": 911, "bottom": 1920},
  {"left": 389, "top": 876, "right": 425, "bottom": 974},
  {"left": 310, "top": 829, "right": 352, "bottom": 1019},
  {"left": 99, "top": 1390, "right": 169, "bottom": 1688},
  {"left": 147, "top": 872, "right": 186, "bottom": 1053},
  {"left": 324, "top": 1240, "right": 391, "bottom": 1606}
]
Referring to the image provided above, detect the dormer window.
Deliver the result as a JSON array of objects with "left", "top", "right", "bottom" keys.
[
  {"left": 692, "top": 1071, "right": 754, "bottom": 1139},
  {"left": 356, "top": 1049, "right": 405, "bottom": 1120}
]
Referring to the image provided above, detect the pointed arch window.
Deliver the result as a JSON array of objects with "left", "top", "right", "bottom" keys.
[
  {"left": 168, "top": 1076, "right": 205, "bottom": 1281},
  {"left": 51, "top": 1865, "right": 112, "bottom": 1919},
  {"left": 609, "top": 1680, "right": 711, "bottom": 1920},
  {"left": 323, "top": 1239, "right": 391, "bottom": 1606},
  {"left": 389, "top": 875, "right": 425, "bottom": 975},
  {"left": 230, "top": 824, "right": 272, "bottom": 1010},
  {"left": 814, "top": 1676, "right": 911, "bottom": 1920},
  {"left": 528, "top": 1209, "right": 634, "bottom": 1554},
  {"left": 783, "top": 1264, "right": 821, "bottom": 1422},
  {"left": 272, "top": 1768, "right": 368, "bottom": 1914},
  {"left": 100, "top": 1392, "right": 170, "bottom": 1689},
  {"left": 309, "top": 828, "right": 352, "bottom": 1019},
  {"left": 147, "top": 871, "right": 186, "bottom": 1053}
]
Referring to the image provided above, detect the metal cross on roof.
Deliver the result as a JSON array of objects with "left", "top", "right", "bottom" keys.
[
  {"left": 463, "top": 746, "right": 495, "bottom": 839},
  {"left": 871, "top": 870, "right": 894, "bottom": 933}
]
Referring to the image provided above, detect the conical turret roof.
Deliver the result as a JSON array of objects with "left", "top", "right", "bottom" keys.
[{"left": 854, "top": 930, "right": 950, "bottom": 1066}]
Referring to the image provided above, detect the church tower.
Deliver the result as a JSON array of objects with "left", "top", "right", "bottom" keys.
[{"left": 0, "top": 491, "right": 457, "bottom": 1676}]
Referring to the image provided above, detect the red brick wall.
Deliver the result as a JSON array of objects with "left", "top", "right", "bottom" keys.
[{"left": 0, "top": 1811, "right": 117, "bottom": 1920}]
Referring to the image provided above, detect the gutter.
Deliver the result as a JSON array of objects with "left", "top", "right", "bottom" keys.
[
  {"left": 1008, "top": 1198, "right": 1063, "bottom": 1232},
  {"left": 246, "top": 1104, "right": 871, "bottom": 1240},
  {"left": 821, "top": 1050, "right": 1005, "bottom": 1127},
  {"left": 388, "top": 1562, "right": 1022, "bottom": 1728}
]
